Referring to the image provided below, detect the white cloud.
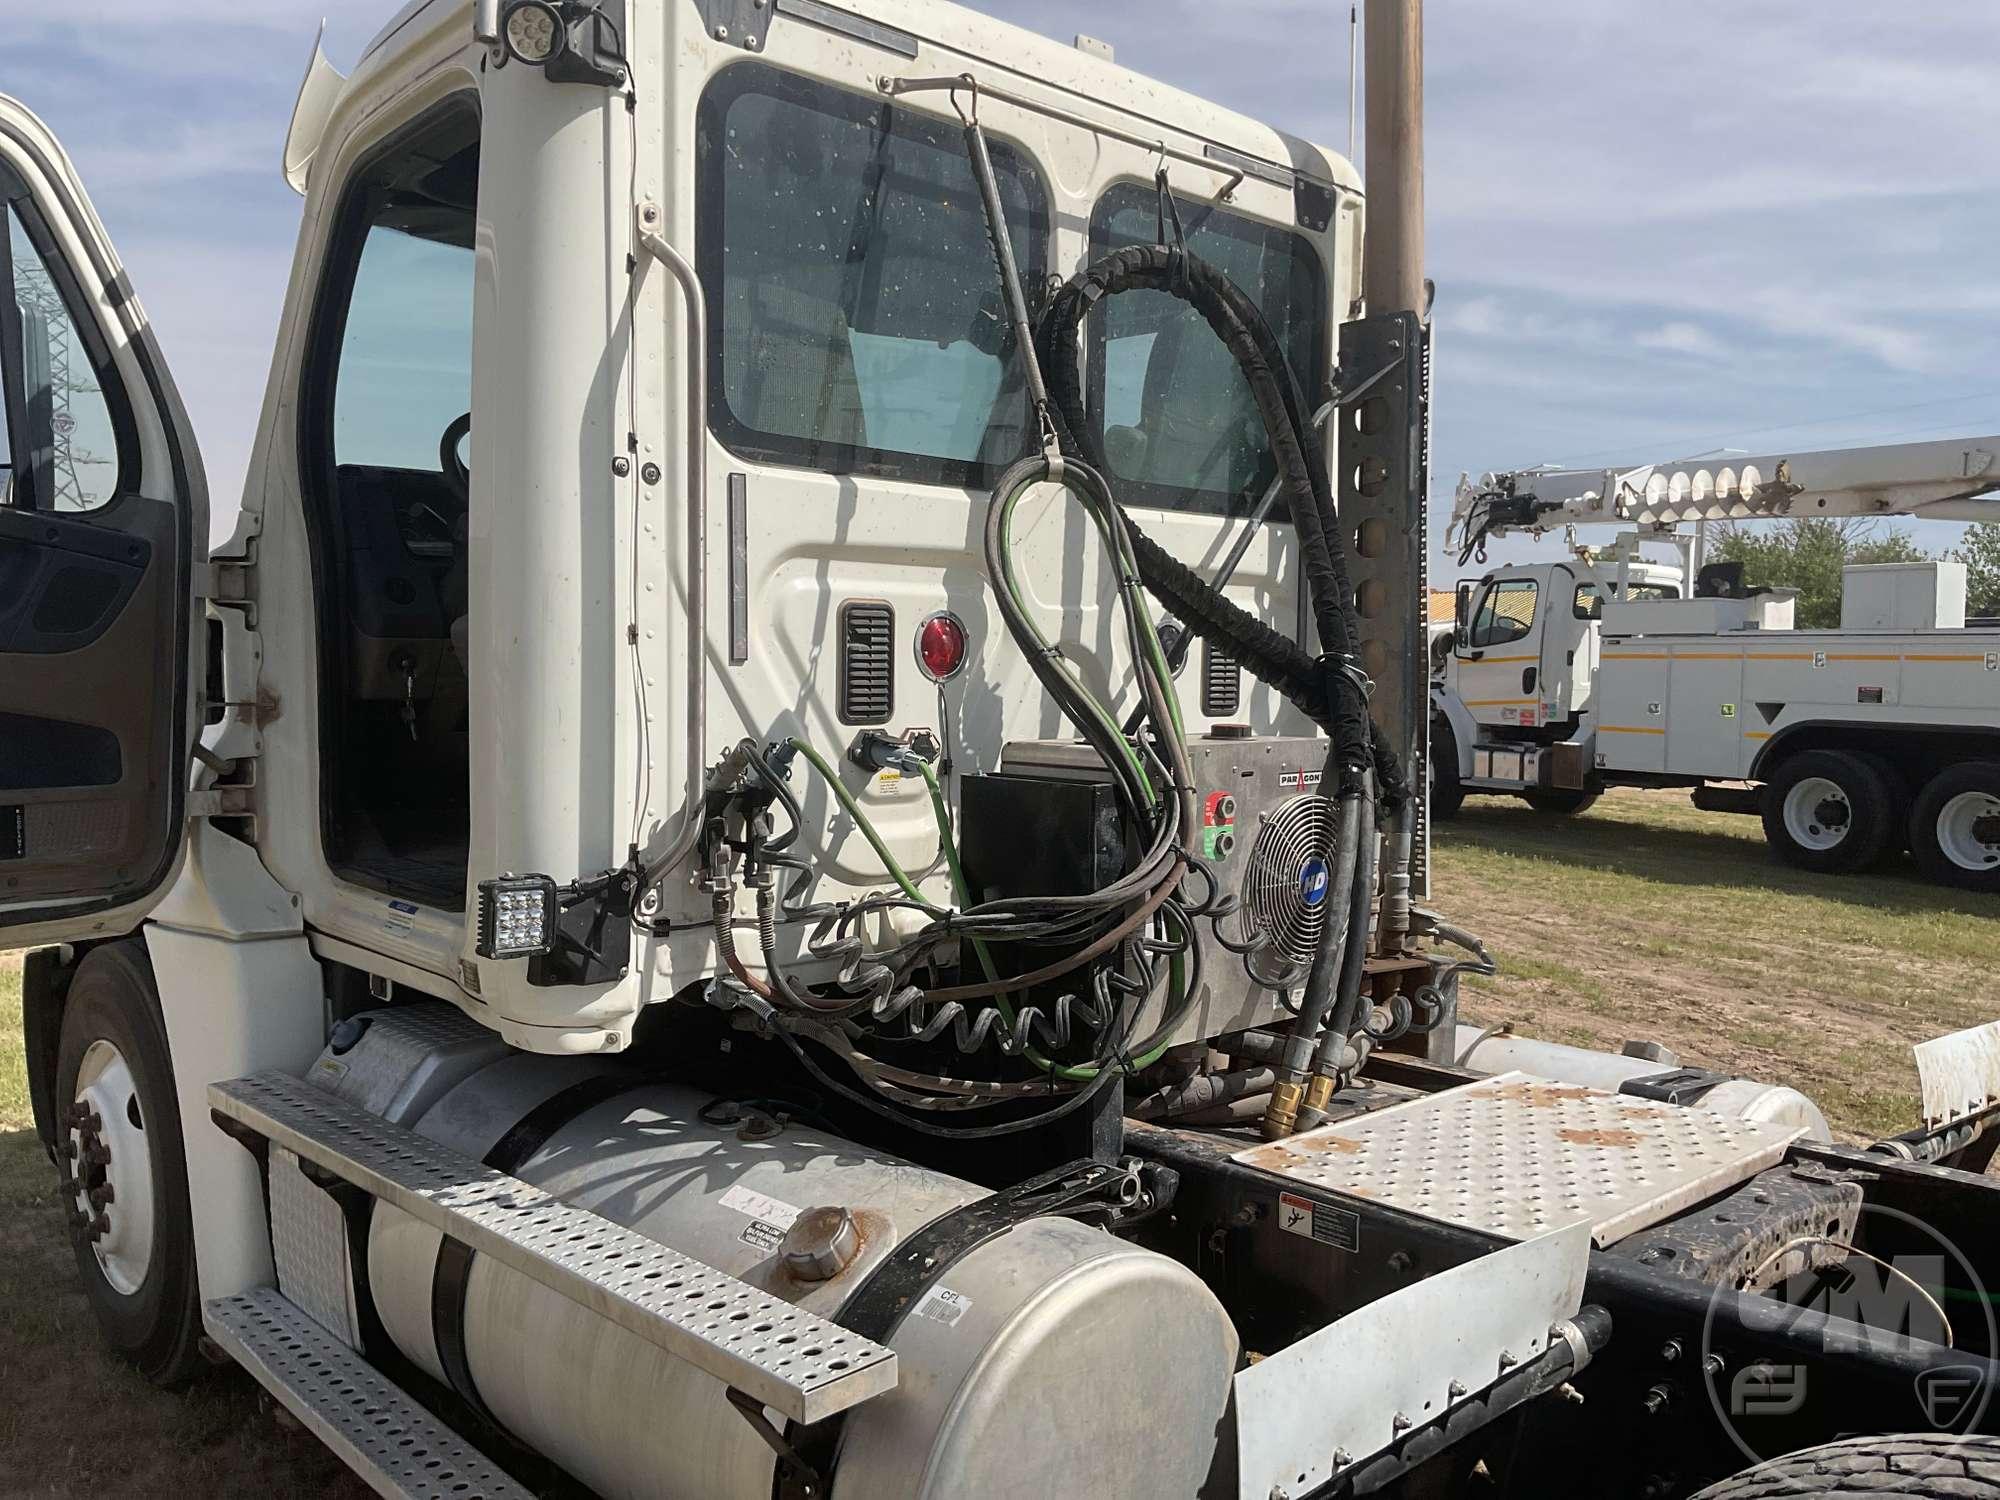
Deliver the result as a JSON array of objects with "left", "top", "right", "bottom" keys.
[{"left": 1635, "top": 322, "right": 1728, "bottom": 359}]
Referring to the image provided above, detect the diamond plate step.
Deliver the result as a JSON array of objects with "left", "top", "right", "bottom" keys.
[
  {"left": 205, "top": 1287, "right": 532, "bottom": 1500},
  {"left": 1235, "top": 1071, "right": 1807, "bottom": 1247},
  {"left": 210, "top": 1070, "right": 897, "bottom": 1424}
]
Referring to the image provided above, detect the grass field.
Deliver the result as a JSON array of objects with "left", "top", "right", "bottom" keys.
[
  {"left": 1, "top": 785, "right": 1994, "bottom": 1491},
  {"left": 1443, "top": 787, "right": 2000, "bottom": 1141}
]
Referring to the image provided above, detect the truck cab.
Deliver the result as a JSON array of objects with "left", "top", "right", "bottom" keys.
[
  {"left": 1432, "top": 553, "right": 1681, "bottom": 798},
  {"left": 0, "top": 0, "right": 1362, "bottom": 1038}
]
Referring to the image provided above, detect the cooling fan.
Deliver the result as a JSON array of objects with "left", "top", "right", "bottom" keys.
[{"left": 1240, "top": 792, "right": 1336, "bottom": 968}]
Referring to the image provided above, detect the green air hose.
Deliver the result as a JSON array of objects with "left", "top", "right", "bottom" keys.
[
  {"left": 789, "top": 736, "right": 1184, "bottom": 1081},
  {"left": 786, "top": 738, "right": 926, "bottom": 905}
]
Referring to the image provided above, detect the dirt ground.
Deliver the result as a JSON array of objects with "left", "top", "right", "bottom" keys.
[
  {"left": 1442, "top": 786, "right": 2000, "bottom": 1140},
  {"left": 1, "top": 786, "right": 1993, "bottom": 1490}
]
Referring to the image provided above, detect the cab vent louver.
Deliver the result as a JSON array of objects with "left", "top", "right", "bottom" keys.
[
  {"left": 838, "top": 600, "right": 894, "bottom": 725},
  {"left": 1201, "top": 639, "right": 1241, "bottom": 717}
]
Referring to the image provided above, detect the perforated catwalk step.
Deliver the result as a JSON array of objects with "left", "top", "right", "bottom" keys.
[
  {"left": 205, "top": 1287, "right": 532, "bottom": 1500},
  {"left": 210, "top": 1069, "right": 897, "bottom": 1424}
]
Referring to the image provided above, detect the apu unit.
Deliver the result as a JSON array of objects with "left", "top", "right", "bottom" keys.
[{"left": 959, "top": 733, "right": 1341, "bottom": 1049}]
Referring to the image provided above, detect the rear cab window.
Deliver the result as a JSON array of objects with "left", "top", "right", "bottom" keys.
[
  {"left": 696, "top": 62, "right": 1048, "bottom": 486},
  {"left": 1087, "top": 183, "right": 1327, "bottom": 518}
]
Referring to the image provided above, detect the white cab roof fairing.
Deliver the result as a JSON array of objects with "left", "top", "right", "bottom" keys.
[{"left": 283, "top": 24, "right": 351, "bottom": 196}]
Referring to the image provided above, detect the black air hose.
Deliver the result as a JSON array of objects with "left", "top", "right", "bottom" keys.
[{"left": 1032, "top": 244, "right": 1402, "bottom": 809}]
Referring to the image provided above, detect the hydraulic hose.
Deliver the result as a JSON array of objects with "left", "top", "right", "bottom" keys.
[
  {"left": 1031, "top": 245, "right": 1382, "bottom": 799},
  {"left": 1297, "top": 781, "right": 1380, "bottom": 1131},
  {"left": 1036, "top": 246, "right": 1356, "bottom": 659},
  {"left": 1261, "top": 761, "right": 1359, "bottom": 1139},
  {"left": 1131, "top": 1066, "right": 1275, "bottom": 1121},
  {"left": 1030, "top": 239, "right": 1409, "bottom": 1134}
]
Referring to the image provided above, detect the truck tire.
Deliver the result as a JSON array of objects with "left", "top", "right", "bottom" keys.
[
  {"left": 1855, "top": 750, "right": 1912, "bottom": 854},
  {"left": 1909, "top": 760, "right": 2000, "bottom": 892},
  {"left": 1690, "top": 1433, "right": 2000, "bottom": 1498},
  {"left": 1520, "top": 789, "right": 1599, "bottom": 816},
  {"left": 1760, "top": 749, "right": 1896, "bottom": 874},
  {"left": 53, "top": 940, "right": 203, "bottom": 1386},
  {"left": 1431, "top": 718, "right": 1465, "bottom": 820}
]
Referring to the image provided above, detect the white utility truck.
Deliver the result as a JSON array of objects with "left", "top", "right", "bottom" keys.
[
  {"left": 9, "top": 4, "right": 2000, "bottom": 1498},
  {"left": 1434, "top": 437, "right": 2000, "bottom": 887}
]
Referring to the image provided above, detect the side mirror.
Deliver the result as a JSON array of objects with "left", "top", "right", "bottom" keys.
[{"left": 1453, "top": 580, "right": 1473, "bottom": 651}]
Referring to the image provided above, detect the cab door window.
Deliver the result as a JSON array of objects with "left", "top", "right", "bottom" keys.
[
  {"left": 1469, "top": 579, "right": 1538, "bottom": 648},
  {"left": 0, "top": 196, "right": 128, "bottom": 511}
]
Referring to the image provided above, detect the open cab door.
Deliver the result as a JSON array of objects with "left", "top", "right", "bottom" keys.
[{"left": 0, "top": 96, "right": 205, "bottom": 947}]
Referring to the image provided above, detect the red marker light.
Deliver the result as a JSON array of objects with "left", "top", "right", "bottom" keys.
[{"left": 916, "top": 612, "right": 968, "bottom": 682}]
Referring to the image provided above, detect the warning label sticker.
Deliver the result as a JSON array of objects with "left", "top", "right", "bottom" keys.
[
  {"left": 721, "top": 1184, "right": 802, "bottom": 1250},
  {"left": 913, "top": 1285, "right": 973, "bottom": 1328},
  {"left": 1276, "top": 1191, "right": 1360, "bottom": 1252}
]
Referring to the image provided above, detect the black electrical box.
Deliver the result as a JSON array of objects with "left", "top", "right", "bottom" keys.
[{"left": 958, "top": 771, "right": 1126, "bottom": 904}]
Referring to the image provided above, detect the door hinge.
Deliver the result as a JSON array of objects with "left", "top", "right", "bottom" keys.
[
  {"left": 187, "top": 785, "right": 255, "bottom": 819},
  {"left": 203, "top": 559, "right": 250, "bottom": 604}
]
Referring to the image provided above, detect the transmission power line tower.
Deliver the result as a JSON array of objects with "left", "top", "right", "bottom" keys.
[{"left": 13, "top": 262, "right": 105, "bottom": 507}]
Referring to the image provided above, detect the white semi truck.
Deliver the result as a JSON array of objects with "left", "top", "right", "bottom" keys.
[
  {"left": 1434, "top": 437, "right": 2000, "bottom": 888},
  {"left": 8, "top": 4, "right": 2000, "bottom": 1498}
]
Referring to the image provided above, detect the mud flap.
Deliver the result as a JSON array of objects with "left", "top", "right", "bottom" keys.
[
  {"left": 1218, "top": 1220, "right": 1590, "bottom": 1499},
  {"left": 1916, "top": 1021, "right": 2000, "bottom": 1129}
]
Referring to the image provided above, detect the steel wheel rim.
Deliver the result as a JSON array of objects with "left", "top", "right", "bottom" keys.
[
  {"left": 1935, "top": 789, "right": 2000, "bottom": 871},
  {"left": 71, "top": 1038, "right": 156, "bottom": 1296},
  {"left": 1782, "top": 776, "right": 1852, "bottom": 851}
]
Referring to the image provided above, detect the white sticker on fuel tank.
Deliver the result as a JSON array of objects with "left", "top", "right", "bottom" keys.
[
  {"left": 913, "top": 1284, "right": 973, "bottom": 1328},
  {"left": 720, "top": 1183, "right": 802, "bottom": 1249}
]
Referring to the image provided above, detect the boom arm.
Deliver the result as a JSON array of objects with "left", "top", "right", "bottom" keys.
[{"left": 1451, "top": 433, "right": 2000, "bottom": 560}]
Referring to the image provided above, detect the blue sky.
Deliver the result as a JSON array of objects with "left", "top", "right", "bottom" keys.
[{"left": 5, "top": 1, "right": 1997, "bottom": 569}]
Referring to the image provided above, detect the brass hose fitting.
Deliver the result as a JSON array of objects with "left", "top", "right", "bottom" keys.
[{"left": 1261, "top": 1078, "right": 1305, "bottom": 1140}]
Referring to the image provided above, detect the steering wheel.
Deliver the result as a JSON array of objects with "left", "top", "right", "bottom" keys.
[{"left": 439, "top": 411, "right": 472, "bottom": 502}]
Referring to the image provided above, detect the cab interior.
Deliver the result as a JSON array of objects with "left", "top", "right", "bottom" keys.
[{"left": 299, "top": 106, "right": 478, "bottom": 910}]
